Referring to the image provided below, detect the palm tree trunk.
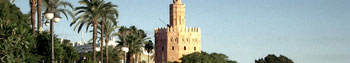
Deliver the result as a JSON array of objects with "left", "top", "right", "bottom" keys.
[
  {"left": 37, "top": 0, "right": 42, "bottom": 32},
  {"left": 135, "top": 53, "right": 137, "bottom": 63},
  {"left": 105, "top": 36, "right": 109, "bottom": 63},
  {"left": 136, "top": 53, "right": 139, "bottom": 63},
  {"left": 127, "top": 52, "right": 132, "bottom": 63},
  {"left": 100, "top": 21, "right": 104, "bottom": 63},
  {"left": 93, "top": 18, "right": 97, "bottom": 63},
  {"left": 30, "top": 0, "right": 36, "bottom": 48}
]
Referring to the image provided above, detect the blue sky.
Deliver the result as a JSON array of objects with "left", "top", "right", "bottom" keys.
[{"left": 14, "top": 0, "right": 350, "bottom": 63}]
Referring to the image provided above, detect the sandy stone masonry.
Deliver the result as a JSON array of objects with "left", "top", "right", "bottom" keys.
[{"left": 155, "top": 0, "right": 201, "bottom": 63}]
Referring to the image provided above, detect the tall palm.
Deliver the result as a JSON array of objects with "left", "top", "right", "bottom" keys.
[
  {"left": 103, "top": 20, "right": 118, "bottom": 63},
  {"left": 144, "top": 40, "right": 154, "bottom": 63},
  {"left": 87, "top": 20, "right": 117, "bottom": 63},
  {"left": 117, "top": 26, "right": 150, "bottom": 63},
  {"left": 70, "top": 0, "right": 112, "bottom": 62},
  {"left": 43, "top": 0, "right": 73, "bottom": 62},
  {"left": 116, "top": 26, "right": 131, "bottom": 63},
  {"left": 90, "top": 20, "right": 118, "bottom": 62},
  {"left": 99, "top": 2, "right": 118, "bottom": 62},
  {"left": 37, "top": 0, "right": 42, "bottom": 32},
  {"left": 43, "top": 0, "right": 74, "bottom": 21},
  {"left": 30, "top": 0, "right": 37, "bottom": 48}
]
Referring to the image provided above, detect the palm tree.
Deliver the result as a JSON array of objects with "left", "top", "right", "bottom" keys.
[
  {"left": 30, "top": 0, "right": 37, "bottom": 48},
  {"left": 71, "top": 0, "right": 113, "bottom": 62},
  {"left": 116, "top": 26, "right": 131, "bottom": 63},
  {"left": 43, "top": 0, "right": 73, "bottom": 62},
  {"left": 99, "top": 2, "right": 118, "bottom": 62},
  {"left": 144, "top": 40, "right": 153, "bottom": 63},
  {"left": 117, "top": 26, "right": 150, "bottom": 63},
  {"left": 43, "top": 0, "right": 74, "bottom": 21},
  {"left": 37, "top": 0, "right": 42, "bottom": 32},
  {"left": 30, "top": 0, "right": 36, "bottom": 33},
  {"left": 102, "top": 20, "right": 118, "bottom": 63},
  {"left": 87, "top": 20, "right": 118, "bottom": 62}
]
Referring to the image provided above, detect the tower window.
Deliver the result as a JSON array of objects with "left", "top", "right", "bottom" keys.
[
  {"left": 172, "top": 46, "right": 174, "bottom": 50},
  {"left": 187, "top": 38, "right": 189, "bottom": 42},
  {"left": 194, "top": 47, "right": 196, "bottom": 50},
  {"left": 184, "top": 46, "right": 186, "bottom": 50}
]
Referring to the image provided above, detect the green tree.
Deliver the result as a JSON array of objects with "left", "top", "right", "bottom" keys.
[
  {"left": 71, "top": 0, "right": 113, "bottom": 62},
  {"left": 35, "top": 31, "right": 79, "bottom": 63},
  {"left": 42, "top": 0, "right": 74, "bottom": 21},
  {"left": 37, "top": 0, "right": 42, "bottom": 32},
  {"left": 98, "top": 2, "right": 118, "bottom": 62},
  {"left": 87, "top": 20, "right": 119, "bottom": 62},
  {"left": 0, "top": 17, "right": 40, "bottom": 63},
  {"left": 255, "top": 54, "right": 293, "bottom": 63},
  {"left": 0, "top": 1, "right": 78, "bottom": 62},
  {"left": 117, "top": 26, "right": 150, "bottom": 63},
  {"left": 30, "top": 0, "right": 36, "bottom": 36},
  {"left": 106, "top": 46, "right": 121, "bottom": 63},
  {"left": 180, "top": 51, "right": 237, "bottom": 63},
  {"left": 102, "top": 20, "right": 118, "bottom": 63},
  {"left": 0, "top": 0, "right": 40, "bottom": 62},
  {"left": 144, "top": 40, "right": 154, "bottom": 63}
]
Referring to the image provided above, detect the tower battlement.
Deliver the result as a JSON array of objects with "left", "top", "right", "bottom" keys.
[
  {"left": 154, "top": 27, "right": 167, "bottom": 33},
  {"left": 155, "top": 27, "right": 201, "bottom": 33}
]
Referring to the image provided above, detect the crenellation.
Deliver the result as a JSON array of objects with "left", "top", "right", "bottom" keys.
[{"left": 167, "top": 27, "right": 200, "bottom": 33}]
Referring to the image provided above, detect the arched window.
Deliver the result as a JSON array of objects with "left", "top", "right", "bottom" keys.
[
  {"left": 184, "top": 46, "right": 186, "bottom": 50},
  {"left": 194, "top": 47, "right": 197, "bottom": 50},
  {"left": 172, "top": 46, "right": 174, "bottom": 50},
  {"left": 187, "top": 38, "right": 189, "bottom": 42}
]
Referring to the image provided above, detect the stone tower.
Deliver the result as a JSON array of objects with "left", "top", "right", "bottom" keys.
[{"left": 155, "top": 0, "right": 201, "bottom": 63}]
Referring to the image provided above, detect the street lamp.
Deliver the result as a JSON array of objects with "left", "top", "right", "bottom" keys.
[
  {"left": 122, "top": 47, "right": 129, "bottom": 63},
  {"left": 45, "top": 12, "right": 54, "bottom": 20},
  {"left": 45, "top": 12, "right": 60, "bottom": 63},
  {"left": 53, "top": 14, "right": 61, "bottom": 23}
]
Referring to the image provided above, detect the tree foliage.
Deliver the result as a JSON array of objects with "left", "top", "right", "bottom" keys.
[
  {"left": 179, "top": 51, "right": 237, "bottom": 63},
  {"left": 0, "top": 1, "right": 78, "bottom": 62},
  {"left": 0, "top": 0, "right": 37, "bottom": 62},
  {"left": 117, "top": 26, "right": 150, "bottom": 63},
  {"left": 255, "top": 54, "right": 293, "bottom": 63},
  {"left": 71, "top": 0, "right": 118, "bottom": 62},
  {"left": 35, "top": 31, "right": 79, "bottom": 62},
  {"left": 144, "top": 40, "right": 154, "bottom": 63}
]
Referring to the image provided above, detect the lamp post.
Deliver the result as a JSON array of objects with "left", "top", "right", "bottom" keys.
[
  {"left": 122, "top": 47, "right": 129, "bottom": 63},
  {"left": 45, "top": 12, "right": 60, "bottom": 63}
]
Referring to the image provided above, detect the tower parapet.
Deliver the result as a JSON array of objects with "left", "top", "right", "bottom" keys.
[
  {"left": 165, "top": 26, "right": 201, "bottom": 33},
  {"left": 155, "top": 27, "right": 168, "bottom": 33}
]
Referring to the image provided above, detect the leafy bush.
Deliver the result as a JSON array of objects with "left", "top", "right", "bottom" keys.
[
  {"left": 179, "top": 51, "right": 237, "bottom": 63},
  {"left": 255, "top": 54, "right": 293, "bottom": 63}
]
